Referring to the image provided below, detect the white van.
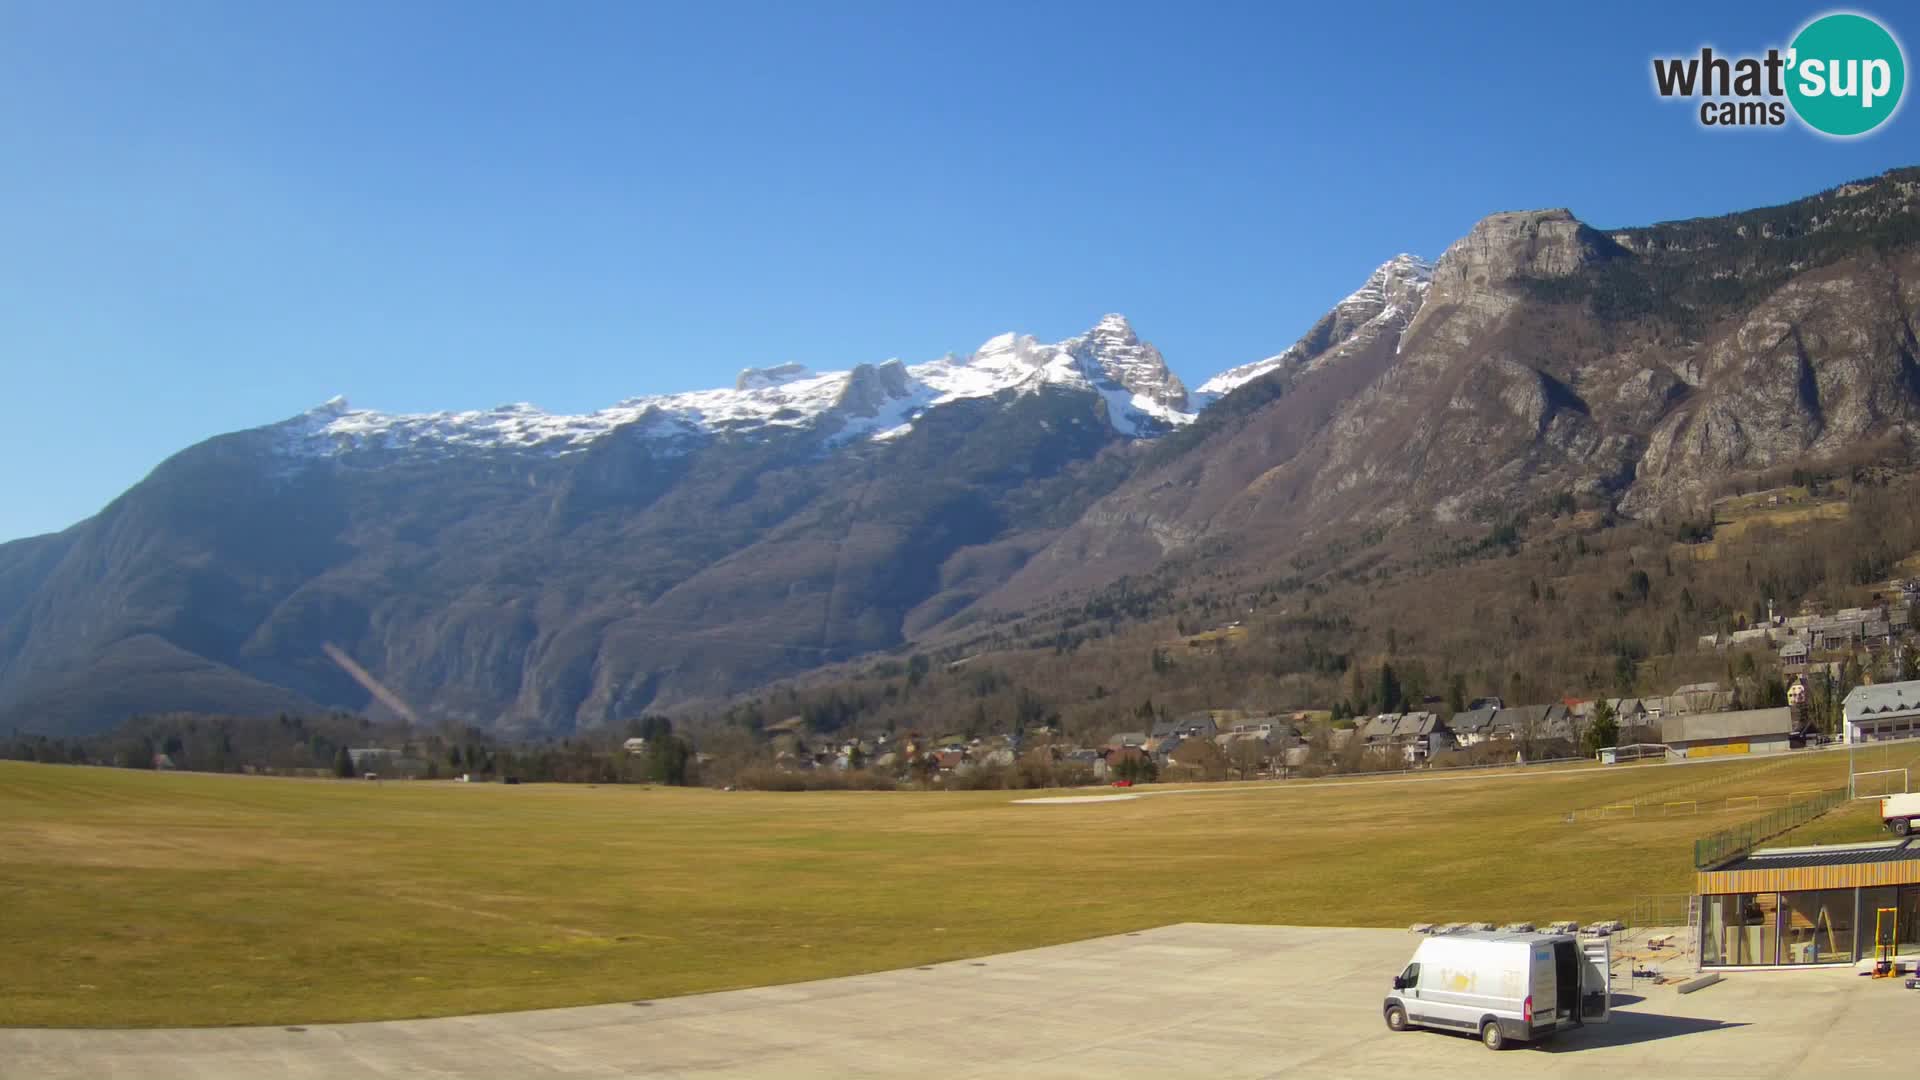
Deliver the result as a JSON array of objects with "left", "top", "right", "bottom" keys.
[{"left": 1383, "top": 931, "right": 1609, "bottom": 1050}]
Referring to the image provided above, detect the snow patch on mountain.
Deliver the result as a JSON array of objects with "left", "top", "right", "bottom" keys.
[
  {"left": 1193, "top": 255, "right": 1432, "bottom": 405},
  {"left": 279, "top": 316, "right": 1196, "bottom": 460}
]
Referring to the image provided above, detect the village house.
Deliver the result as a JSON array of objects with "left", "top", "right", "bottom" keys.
[
  {"left": 1447, "top": 706, "right": 1502, "bottom": 747},
  {"left": 1062, "top": 748, "right": 1106, "bottom": 779},
  {"left": 1358, "top": 712, "right": 1453, "bottom": 764},
  {"left": 1780, "top": 638, "right": 1811, "bottom": 669},
  {"left": 1816, "top": 617, "right": 1865, "bottom": 653},
  {"left": 1143, "top": 731, "right": 1173, "bottom": 755},
  {"left": 1491, "top": 704, "right": 1575, "bottom": 755},
  {"left": 1167, "top": 738, "right": 1229, "bottom": 779},
  {"left": 1664, "top": 682, "right": 1735, "bottom": 715},
  {"left": 1395, "top": 711, "right": 1454, "bottom": 764},
  {"left": 1359, "top": 713, "right": 1405, "bottom": 752},
  {"left": 1102, "top": 744, "right": 1152, "bottom": 775},
  {"left": 1149, "top": 712, "right": 1219, "bottom": 749}
]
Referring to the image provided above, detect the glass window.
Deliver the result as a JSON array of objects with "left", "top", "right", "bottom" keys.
[
  {"left": 1702, "top": 894, "right": 1730, "bottom": 966},
  {"left": 1703, "top": 893, "right": 1779, "bottom": 965},
  {"left": 1782, "top": 890, "right": 1855, "bottom": 963},
  {"left": 1860, "top": 887, "right": 1918, "bottom": 960}
]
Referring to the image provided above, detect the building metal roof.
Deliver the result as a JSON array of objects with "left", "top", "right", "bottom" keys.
[
  {"left": 1699, "top": 839, "right": 1920, "bottom": 894},
  {"left": 1660, "top": 707, "right": 1793, "bottom": 745},
  {"left": 1844, "top": 680, "right": 1920, "bottom": 720},
  {"left": 1449, "top": 706, "right": 1500, "bottom": 732},
  {"left": 1715, "top": 839, "right": 1919, "bottom": 873}
]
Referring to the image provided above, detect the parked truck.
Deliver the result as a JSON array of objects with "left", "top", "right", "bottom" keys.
[
  {"left": 1882, "top": 792, "right": 1920, "bottom": 836},
  {"left": 1383, "top": 931, "right": 1610, "bottom": 1050}
]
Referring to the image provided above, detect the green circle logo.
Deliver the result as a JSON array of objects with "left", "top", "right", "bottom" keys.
[{"left": 1787, "top": 13, "right": 1906, "bottom": 136}]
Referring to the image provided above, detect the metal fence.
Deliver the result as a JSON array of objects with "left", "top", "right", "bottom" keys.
[
  {"left": 1629, "top": 893, "right": 1695, "bottom": 928},
  {"left": 1691, "top": 787, "right": 1848, "bottom": 869}
]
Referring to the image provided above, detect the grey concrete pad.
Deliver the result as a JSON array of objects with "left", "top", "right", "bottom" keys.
[{"left": 4, "top": 923, "right": 1916, "bottom": 1078}]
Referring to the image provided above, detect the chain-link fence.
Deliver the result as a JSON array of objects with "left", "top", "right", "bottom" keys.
[{"left": 1692, "top": 787, "right": 1847, "bottom": 868}]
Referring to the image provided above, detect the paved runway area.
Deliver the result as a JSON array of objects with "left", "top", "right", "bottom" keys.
[{"left": 4, "top": 923, "right": 1913, "bottom": 1078}]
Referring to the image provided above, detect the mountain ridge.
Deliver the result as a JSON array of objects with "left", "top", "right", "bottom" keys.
[{"left": 5, "top": 167, "right": 1919, "bottom": 737}]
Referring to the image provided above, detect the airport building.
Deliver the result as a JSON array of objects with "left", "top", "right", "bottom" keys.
[{"left": 1695, "top": 839, "right": 1920, "bottom": 967}]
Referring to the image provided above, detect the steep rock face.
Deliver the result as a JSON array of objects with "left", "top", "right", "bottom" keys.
[
  {"left": 1403, "top": 209, "right": 1624, "bottom": 354},
  {"left": 1003, "top": 169, "right": 1920, "bottom": 605},
  {"left": 1626, "top": 261, "right": 1920, "bottom": 509},
  {"left": 1064, "top": 314, "right": 1191, "bottom": 413},
  {"left": 1196, "top": 254, "right": 1432, "bottom": 402},
  {"left": 831, "top": 360, "right": 913, "bottom": 419}
]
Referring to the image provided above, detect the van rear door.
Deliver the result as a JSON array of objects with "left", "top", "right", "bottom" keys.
[
  {"left": 1529, "top": 944, "right": 1557, "bottom": 1023},
  {"left": 1579, "top": 935, "right": 1611, "bottom": 1023}
]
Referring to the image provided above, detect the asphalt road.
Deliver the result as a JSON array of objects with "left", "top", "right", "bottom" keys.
[{"left": 2, "top": 924, "right": 1909, "bottom": 1078}]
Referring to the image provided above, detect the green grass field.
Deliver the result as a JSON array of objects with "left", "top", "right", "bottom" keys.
[{"left": 1, "top": 747, "right": 1913, "bottom": 1027}]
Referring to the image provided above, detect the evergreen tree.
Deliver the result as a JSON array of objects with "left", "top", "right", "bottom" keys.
[
  {"left": 643, "top": 735, "right": 692, "bottom": 786},
  {"left": 333, "top": 746, "right": 354, "bottom": 778},
  {"left": 1376, "top": 664, "right": 1404, "bottom": 714},
  {"left": 1585, "top": 698, "right": 1618, "bottom": 755}
]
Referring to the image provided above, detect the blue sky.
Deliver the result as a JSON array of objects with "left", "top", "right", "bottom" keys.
[{"left": 1, "top": 1, "right": 1915, "bottom": 542}]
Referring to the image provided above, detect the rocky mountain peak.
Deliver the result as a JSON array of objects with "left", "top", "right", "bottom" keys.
[
  {"left": 1193, "top": 254, "right": 1434, "bottom": 402},
  {"left": 1405, "top": 209, "right": 1626, "bottom": 351},
  {"left": 833, "top": 359, "right": 913, "bottom": 418},
  {"left": 735, "top": 362, "right": 812, "bottom": 391},
  {"left": 1088, "top": 313, "right": 1140, "bottom": 344},
  {"left": 1430, "top": 208, "right": 1619, "bottom": 289},
  {"left": 1064, "top": 314, "right": 1189, "bottom": 413}
]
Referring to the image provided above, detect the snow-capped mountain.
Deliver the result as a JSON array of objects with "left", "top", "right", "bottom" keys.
[
  {"left": 1194, "top": 254, "right": 1433, "bottom": 405},
  {"left": 10, "top": 170, "right": 1920, "bottom": 741},
  {"left": 280, "top": 314, "right": 1196, "bottom": 460}
]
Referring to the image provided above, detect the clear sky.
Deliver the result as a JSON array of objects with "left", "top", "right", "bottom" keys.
[{"left": 2, "top": 1, "right": 1915, "bottom": 542}]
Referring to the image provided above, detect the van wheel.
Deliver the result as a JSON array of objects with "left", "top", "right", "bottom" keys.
[
  {"left": 1481, "top": 1021, "right": 1506, "bottom": 1051},
  {"left": 1895, "top": 818, "right": 1912, "bottom": 837},
  {"left": 1385, "top": 1004, "right": 1408, "bottom": 1031}
]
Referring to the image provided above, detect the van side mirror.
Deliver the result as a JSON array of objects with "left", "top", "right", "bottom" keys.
[{"left": 1392, "top": 975, "right": 1408, "bottom": 990}]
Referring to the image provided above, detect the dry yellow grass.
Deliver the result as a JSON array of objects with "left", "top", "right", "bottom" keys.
[
  {"left": 1675, "top": 498, "right": 1850, "bottom": 561},
  {"left": 0, "top": 749, "right": 1900, "bottom": 1028}
]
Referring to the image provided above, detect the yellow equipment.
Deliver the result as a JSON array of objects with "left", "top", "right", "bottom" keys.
[{"left": 1872, "top": 908, "right": 1898, "bottom": 978}]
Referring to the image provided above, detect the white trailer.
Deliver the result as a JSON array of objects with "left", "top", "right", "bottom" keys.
[{"left": 1882, "top": 792, "right": 1920, "bottom": 835}]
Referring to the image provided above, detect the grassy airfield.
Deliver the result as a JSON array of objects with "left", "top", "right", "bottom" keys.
[{"left": 2, "top": 745, "right": 1913, "bottom": 1026}]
